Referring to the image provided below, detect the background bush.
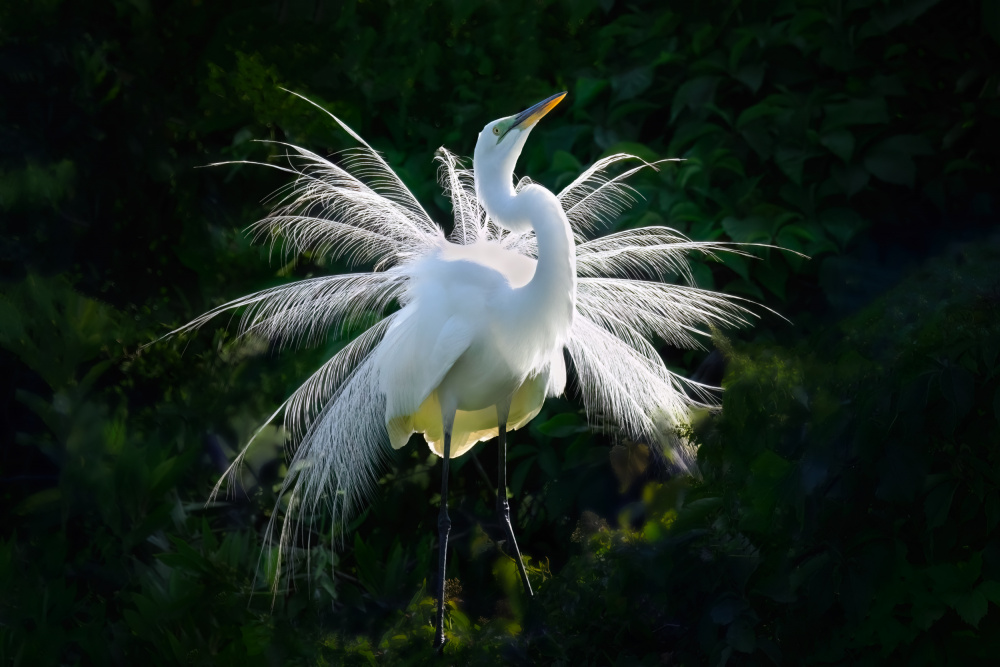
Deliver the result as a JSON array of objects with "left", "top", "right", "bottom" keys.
[{"left": 1, "top": 0, "right": 998, "bottom": 664}]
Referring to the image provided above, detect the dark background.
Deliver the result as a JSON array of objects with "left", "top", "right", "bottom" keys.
[{"left": 2, "top": 0, "right": 999, "bottom": 664}]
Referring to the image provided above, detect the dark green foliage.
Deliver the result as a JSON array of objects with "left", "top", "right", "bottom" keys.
[
  {"left": 1, "top": 0, "right": 998, "bottom": 664},
  {"left": 684, "top": 243, "right": 1000, "bottom": 664}
]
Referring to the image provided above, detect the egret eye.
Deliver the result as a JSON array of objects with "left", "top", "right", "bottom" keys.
[{"left": 492, "top": 126, "right": 500, "bottom": 136}]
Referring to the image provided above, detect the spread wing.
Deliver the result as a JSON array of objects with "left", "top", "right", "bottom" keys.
[{"left": 380, "top": 310, "right": 475, "bottom": 449}]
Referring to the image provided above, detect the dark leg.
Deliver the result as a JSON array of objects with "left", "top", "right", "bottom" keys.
[
  {"left": 434, "top": 417, "right": 454, "bottom": 650},
  {"left": 496, "top": 407, "right": 533, "bottom": 597}
]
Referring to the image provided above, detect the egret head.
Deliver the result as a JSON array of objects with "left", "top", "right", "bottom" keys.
[{"left": 474, "top": 92, "right": 566, "bottom": 228}]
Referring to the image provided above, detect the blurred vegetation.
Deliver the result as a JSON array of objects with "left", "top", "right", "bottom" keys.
[{"left": 1, "top": 0, "right": 998, "bottom": 664}]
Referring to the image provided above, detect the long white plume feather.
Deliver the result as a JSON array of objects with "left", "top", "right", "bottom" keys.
[
  {"left": 559, "top": 154, "right": 683, "bottom": 241},
  {"left": 155, "top": 272, "right": 405, "bottom": 350},
  {"left": 280, "top": 88, "right": 438, "bottom": 236}
]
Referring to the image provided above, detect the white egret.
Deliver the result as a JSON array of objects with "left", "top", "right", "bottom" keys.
[{"left": 158, "top": 91, "right": 762, "bottom": 648}]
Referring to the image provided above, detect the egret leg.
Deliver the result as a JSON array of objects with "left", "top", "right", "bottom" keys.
[
  {"left": 496, "top": 403, "right": 533, "bottom": 597},
  {"left": 434, "top": 407, "right": 456, "bottom": 650}
]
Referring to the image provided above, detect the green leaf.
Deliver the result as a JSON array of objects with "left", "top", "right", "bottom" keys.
[
  {"left": 676, "top": 162, "right": 705, "bottom": 190},
  {"left": 870, "top": 74, "right": 906, "bottom": 96},
  {"left": 242, "top": 623, "right": 271, "bottom": 657},
  {"left": 725, "top": 279, "right": 765, "bottom": 300},
  {"left": 790, "top": 552, "right": 832, "bottom": 592},
  {"left": 789, "top": 8, "right": 827, "bottom": 36},
  {"left": 150, "top": 457, "right": 177, "bottom": 495},
  {"left": 726, "top": 618, "right": 757, "bottom": 653},
  {"left": 945, "top": 158, "right": 980, "bottom": 174},
  {"left": 550, "top": 150, "right": 582, "bottom": 174},
  {"left": 611, "top": 67, "right": 653, "bottom": 102},
  {"left": 776, "top": 223, "right": 816, "bottom": 243},
  {"left": 873, "top": 616, "right": 911, "bottom": 653},
  {"left": 884, "top": 43, "right": 909, "bottom": 59},
  {"left": 537, "top": 443, "right": 561, "bottom": 478},
  {"left": 751, "top": 450, "right": 792, "bottom": 480},
  {"left": 978, "top": 580, "right": 1000, "bottom": 605},
  {"left": 669, "top": 121, "right": 726, "bottom": 153},
  {"left": 819, "top": 208, "right": 868, "bottom": 248},
  {"left": 864, "top": 135, "right": 933, "bottom": 188},
  {"left": 353, "top": 534, "right": 384, "bottom": 597},
  {"left": 929, "top": 553, "right": 982, "bottom": 592},
  {"left": 607, "top": 100, "right": 659, "bottom": 126},
  {"left": 742, "top": 130, "right": 774, "bottom": 159},
  {"left": 728, "top": 29, "right": 755, "bottom": 70},
  {"left": 734, "top": 63, "right": 765, "bottom": 93},
  {"left": 821, "top": 98, "right": 889, "bottom": 132},
  {"left": 721, "top": 216, "right": 772, "bottom": 243},
  {"left": 736, "top": 102, "right": 783, "bottom": 129},
  {"left": 710, "top": 596, "right": 747, "bottom": 625},
  {"left": 953, "top": 590, "right": 988, "bottom": 628},
  {"left": 924, "top": 481, "right": 958, "bottom": 529},
  {"left": 877, "top": 134, "right": 934, "bottom": 156},
  {"left": 720, "top": 253, "right": 751, "bottom": 281},
  {"left": 13, "top": 487, "right": 61, "bottom": 515},
  {"left": 122, "top": 609, "right": 148, "bottom": 637},
  {"left": 866, "top": 0, "right": 948, "bottom": 32},
  {"left": 911, "top": 586, "right": 947, "bottom": 630},
  {"left": 201, "top": 517, "right": 219, "bottom": 553},
  {"left": 691, "top": 24, "right": 713, "bottom": 55},
  {"left": 674, "top": 496, "right": 722, "bottom": 531},
  {"left": 0, "top": 159, "right": 77, "bottom": 212},
  {"left": 713, "top": 155, "right": 745, "bottom": 177},
  {"left": 774, "top": 145, "right": 811, "bottom": 185},
  {"left": 671, "top": 76, "right": 721, "bottom": 122},
  {"left": 537, "top": 412, "right": 588, "bottom": 438},
  {"left": 742, "top": 449, "right": 789, "bottom": 532},
  {"left": 511, "top": 459, "right": 534, "bottom": 497},
  {"left": 689, "top": 261, "right": 715, "bottom": 289},
  {"left": 831, "top": 162, "right": 870, "bottom": 197},
  {"left": 754, "top": 257, "right": 789, "bottom": 300},
  {"left": 819, "top": 129, "right": 854, "bottom": 162},
  {"left": 669, "top": 200, "right": 706, "bottom": 224}
]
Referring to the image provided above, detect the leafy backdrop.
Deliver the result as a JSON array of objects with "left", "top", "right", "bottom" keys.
[{"left": 1, "top": 0, "right": 998, "bottom": 664}]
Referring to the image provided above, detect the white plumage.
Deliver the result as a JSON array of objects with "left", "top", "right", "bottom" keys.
[{"left": 159, "top": 92, "right": 761, "bottom": 604}]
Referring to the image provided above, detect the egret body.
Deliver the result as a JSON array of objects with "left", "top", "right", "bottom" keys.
[
  {"left": 158, "top": 90, "right": 762, "bottom": 650},
  {"left": 379, "top": 93, "right": 575, "bottom": 646},
  {"left": 383, "top": 93, "right": 573, "bottom": 463}
]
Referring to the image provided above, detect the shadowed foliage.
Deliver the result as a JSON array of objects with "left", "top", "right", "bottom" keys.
[{"left": 1, "top": 0, "right": 998, "bottom": 664}]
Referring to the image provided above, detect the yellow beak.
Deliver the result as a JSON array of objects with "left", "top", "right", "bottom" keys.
[{"left": 500, "top": 91, "right": 567, "bottom": 141}]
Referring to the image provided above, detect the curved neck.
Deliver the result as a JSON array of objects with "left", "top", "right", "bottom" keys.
[
  {"left": 474, "top": 152, "right": 518, "bottom": 220},
  {"left": 522, "top": 190, "right": 576, "bottom": 305},
  {"left": 484, "top": 183, "right": 577, "bottom": 342}
]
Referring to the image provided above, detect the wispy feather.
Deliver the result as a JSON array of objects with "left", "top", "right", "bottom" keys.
[
  {"left": 559, "top": 154, "right": 682, "bottom": 241},
  {"left": 156, "top": 272, "right": 405, "bottom": 350}
]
